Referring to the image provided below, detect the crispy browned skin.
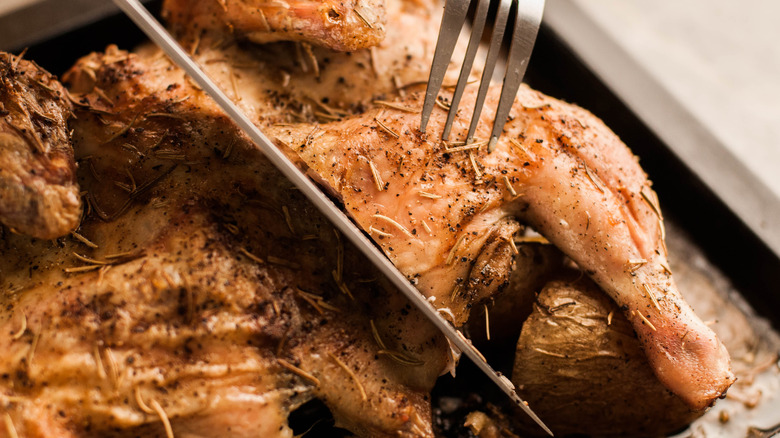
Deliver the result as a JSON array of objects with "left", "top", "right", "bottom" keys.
[
  {"left": 1, "top": 199, "right": 442, "bottom": 437},
  {"left": 0, "top": 52, "right": 80, "bottom": 239},
  {"left": 64, "top": 0, "right": 735, "bottom": 408},
  {"left": 163, "top": 0, "right": 386, "bottom": 51},
  {"left": 0, "top": 46, "right": 447, "bottom": 437}
]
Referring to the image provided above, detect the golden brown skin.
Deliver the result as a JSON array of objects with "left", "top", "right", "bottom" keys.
[
  {"left": 2, "top": 205, "right": 442, "bottom": 437},
  {"left": 0, "top": 52, "right": 80, "bottom": 239},
  {"left": 0, "top": 46, "right": 448, "bottom": 437},
  {"left": 163, "top": 0, "right": 386, "bottom": 51},
  {"left": 0, "top": 0, "right": 734, "bottom": 434},
  {"left": 512, "top": 275, "right": 701, "bottom": 437},
  {"left": 61, "top": 8, "right": 735, "bottom": 409}
]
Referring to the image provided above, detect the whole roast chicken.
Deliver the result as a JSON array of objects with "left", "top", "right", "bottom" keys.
[{"left": 0, "top": 0, "right": 735, "bottom": 436}]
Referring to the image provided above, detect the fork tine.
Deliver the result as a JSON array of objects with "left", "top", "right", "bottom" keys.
[
  {"left": 465, "top": 0, "right": 512, "bottom": 144},
  {"left": 441, "top": 0, "right": 491, "bottom": 141},
  {"left": 488, "top": 0, "right": 544, "bottom": 152},
  {"left": 420, "top": 0, "right": 471, "bottom": 133}
]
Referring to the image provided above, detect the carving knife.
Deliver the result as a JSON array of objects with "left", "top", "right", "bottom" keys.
[{"left": 111, "top": 0, "right": 552, "bottom": 434}]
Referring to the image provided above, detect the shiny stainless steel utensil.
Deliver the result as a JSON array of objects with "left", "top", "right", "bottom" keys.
[
  {"left": 111, "top": 0, "right": 552, "bottom": 435},
  {"left": 420, "top": 0, "right": 544, "bottom": 152}
]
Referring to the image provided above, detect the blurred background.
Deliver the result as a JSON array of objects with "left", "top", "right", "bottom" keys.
[{"left": 570, "top": 0, "right": 780, "bottom": 199}]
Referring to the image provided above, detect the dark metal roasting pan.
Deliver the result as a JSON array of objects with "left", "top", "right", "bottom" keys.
[{"left": 1, "top": 1, "right": 778, "bottom": 436}]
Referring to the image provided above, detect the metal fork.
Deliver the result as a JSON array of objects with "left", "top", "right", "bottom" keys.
[{"left": 420, "top": 0, "right": 544, "bottom": 152}]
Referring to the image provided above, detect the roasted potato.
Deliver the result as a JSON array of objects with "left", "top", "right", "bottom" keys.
[{"left": 511, "top": 275, "right": 702, "bottom": 437}]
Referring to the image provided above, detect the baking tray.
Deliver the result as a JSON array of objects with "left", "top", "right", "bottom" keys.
[{"left": 2, "top": 1, "right": 779, "bottom": 436}]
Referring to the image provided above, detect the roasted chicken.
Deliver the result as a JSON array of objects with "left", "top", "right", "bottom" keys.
[
  {"left": 2, "top": 45, "right": 449, "bottom": 436},
  {"left": 0, "top": 52, "right": 80, "bottom": 239},
  {"left": 0, "top": 0, "right": 739, "bottom": 435},
  {"left": 163, "top": 0, "right": 387, "bottom": 51},
  {"left": 275, "top": 82, "right": 736, "bottom": 409}
]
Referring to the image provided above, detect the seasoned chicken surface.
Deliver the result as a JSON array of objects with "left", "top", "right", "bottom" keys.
[
  {"left": 0, "top": 0, "right": 737, "bottom": 435},
  {"left": 0, "top": 52, "right": 80, "bottom": 239},
  {"left": 163, "top": 0, "right": 448, "bottom": 114},
  {"left": 163, "top": 0, "right": 386, "bottom": 51},
  {"left": 1, "top": 49, "right": 448, "bottom": 436},
  {"left": 62, "top": 23, "right": 733, "bottom": 412},
  {"left": 274, "top": 84, "right": 735, "bottom": 409}
]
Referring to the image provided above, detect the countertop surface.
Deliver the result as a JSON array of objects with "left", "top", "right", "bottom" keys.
[
  {"left": 0, "top": 0, "right": 39, "bottom": 16},
  {"left": 572, "top": 0, "right": 780, "bottom": 200}
]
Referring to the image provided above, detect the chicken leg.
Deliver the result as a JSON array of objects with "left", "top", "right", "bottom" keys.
[{"left": 272, "top": 85, "right": 735, "bottom": 409}]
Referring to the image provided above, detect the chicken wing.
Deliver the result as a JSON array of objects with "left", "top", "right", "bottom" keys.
[
  {"left": 0, "top": 52, "right": 80, "bottom": 239},
  {"left": 160, "top": 0, "right": 447, "bottom": 116}
]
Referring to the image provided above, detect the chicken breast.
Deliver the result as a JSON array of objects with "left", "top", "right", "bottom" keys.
[
  {"left": 1, "top": 46, "right": 448, "bottom": 437},
  {"left": 2, "top": 202, "right": 443, "bottom": 437},
  {"left": 163, "top": 0, "right": 386, "bottom": 51},
  {"left": 0, "top": 52, "right": 80, "bottom": 239}
]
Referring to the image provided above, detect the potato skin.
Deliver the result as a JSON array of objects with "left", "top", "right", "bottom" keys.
[{"left": 512, "top": 276, "right": 702, "bottom": 437}]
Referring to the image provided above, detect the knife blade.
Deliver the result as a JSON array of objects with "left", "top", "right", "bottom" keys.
[{"left": 110, "top": 0, "right": 552, "bottom": 434}]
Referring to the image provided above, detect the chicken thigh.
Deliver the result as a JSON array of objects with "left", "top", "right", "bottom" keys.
[{"left": 272, "top": 84, "right": 735, "bottom": 409}]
